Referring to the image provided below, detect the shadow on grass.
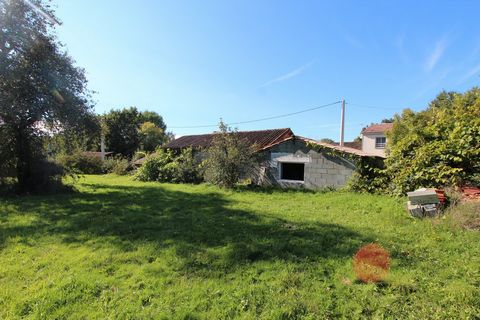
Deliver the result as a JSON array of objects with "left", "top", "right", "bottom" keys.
[{"left": 0, "top": 182, "right": 374, "bottom": 274}]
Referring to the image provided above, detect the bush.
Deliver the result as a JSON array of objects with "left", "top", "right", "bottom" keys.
[
  {"left": 102, "top": 157, "right": 116, "bottom": 173},
  {"left": 135, "top": 148, "right": 201, "bottom": 183},
  {"left": 346, "top": 157, "right": 390, "bottom": 194},
  {"left": 347, "top": 88, "right": 480, "bottom": 195},
  {"left": 111, "top": 158, "right": 130, "bottom": 175},
  {"left": 385, "top": 88, "right": 480, "bottom": 194},
  {"left": 202, "top": 121, "right": 257, "bottom": 188},
  {"left": 57, "top": 152, "right": 104, "bottom": 174},
  {"left": 0, "top": 158, "right": 63, "bottom": 194},
  {"left": 103, "top": 157, "right": 131, "bottom": 175},
  {"left": 135, "top": 150, "right": 173, "bottom": 182}
]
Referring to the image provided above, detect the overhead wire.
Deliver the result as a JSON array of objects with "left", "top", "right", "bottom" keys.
[
  {"left": 346, "top": 103, "right": 411, "bottom": 110},
  {"left": 169, "top": 100, "right": 342, "bottom": 129},
  {"left": 169, "top": 100, "right": 411, "bottom": 129}
]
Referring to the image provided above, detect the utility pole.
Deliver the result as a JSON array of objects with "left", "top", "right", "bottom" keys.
[
  {"left": 100, "top": 134, "right": 106, "bottom": 161},
  {"left": 340, "top": 98, "right": 345, "bottom": 146}
]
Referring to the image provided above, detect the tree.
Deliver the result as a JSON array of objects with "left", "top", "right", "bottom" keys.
[
  {"left": 385, "top": 88, "right": 480, "bottom": 194},
  {"left": 0, "top": 0, "right": 95, "bottom": 193},
  {"left": 103, "top": 107, "right": 141, "bottom": 158},
  {"left": 103, "top": 108, "right": 169, "bottom": 157},
  {"left": 139, "top": 111, "right": 166, "bottom": 131},
  {"left": 139, "top": 121, "right": 166, "bottom": 152},
  {"left": 46, "top": 113, "right": 101, "bottom": 156},
  {"left": 202, "top": 121, "right": 257, "bottom": 188}
]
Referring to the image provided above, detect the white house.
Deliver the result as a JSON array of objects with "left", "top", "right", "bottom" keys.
[{"left": 360, "top": 123, "right": 393, "bottom": 157}]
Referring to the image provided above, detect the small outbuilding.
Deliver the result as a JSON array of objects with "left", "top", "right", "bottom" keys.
[{"left": 158, "top": 128, "right": 381, "bottom": 190}]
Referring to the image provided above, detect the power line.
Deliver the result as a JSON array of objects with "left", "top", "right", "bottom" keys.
[
  {"left": 169, "top": 100, "right": 342, "bottom": 129},
  {"left": 346, "top": 103, "right": 410, "bottom": 110}
]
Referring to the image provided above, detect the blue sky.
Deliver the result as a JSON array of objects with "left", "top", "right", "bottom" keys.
[{"left": 55, "top": 0, "right": 480, "bottom": 141}]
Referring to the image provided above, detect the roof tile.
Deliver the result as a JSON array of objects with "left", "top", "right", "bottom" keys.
[
  {"left": 164, "top": 128, "right": 294, "bottom": 150},
  {"left": 361, "top": 123, "right": 393, "bottom": 134}
]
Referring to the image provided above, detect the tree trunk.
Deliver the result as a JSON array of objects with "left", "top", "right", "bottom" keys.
[{"left": 14, "top": 127, "right": 34, "bottom": 193}]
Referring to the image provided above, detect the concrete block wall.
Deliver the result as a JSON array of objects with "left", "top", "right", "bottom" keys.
[{"left": 260, "top": 139, "right": 355, "bottom": 190}]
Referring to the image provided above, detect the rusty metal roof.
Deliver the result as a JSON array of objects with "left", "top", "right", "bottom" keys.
[
  {"left": 164, "top": 128, "right": 294, "bottom": 150},
  {"left": 297, "top": 137, "right": 385, "bottom": 158},
  {"left": 361, "top": 123, "right": 393, "bottom": 134}
]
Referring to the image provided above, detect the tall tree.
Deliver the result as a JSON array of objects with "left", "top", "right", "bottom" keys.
[
  {"left": 139, "top": 111, "right": 167, "bottom": 131},
  {"left": 103, "top": 107, "right": 141, "bottom": 158},
  {"left": 139, "top": 121, "right": 166, "bottom": 152},
  {"left": 0, "top": 0, "right": 95, "bottom": 192}
]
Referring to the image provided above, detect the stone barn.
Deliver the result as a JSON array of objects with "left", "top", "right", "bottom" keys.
[{"left": 161, "top": 128, "right": 378, "bottom": 190}]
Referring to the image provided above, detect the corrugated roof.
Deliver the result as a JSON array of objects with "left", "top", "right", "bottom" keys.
[
  {"left": 331, "top": 141, "right": 362, "bottom": 150},
  {"left": 362, "top": 123, "right": 393, "bottom": 134},
  {"left": 298, "top": 137, "right": 385, "bottom": 158},
  {"left": 164, "top": 128, "right": 294, "bottom": 151}
]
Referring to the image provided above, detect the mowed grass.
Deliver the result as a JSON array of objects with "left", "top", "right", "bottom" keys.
[{"left": 0, "top": 175, "right": 479, "bottom": 319}]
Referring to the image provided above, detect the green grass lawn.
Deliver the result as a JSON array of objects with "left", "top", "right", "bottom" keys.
[{"left": 0, "top": 175, "right": 479, "bottom": 319}]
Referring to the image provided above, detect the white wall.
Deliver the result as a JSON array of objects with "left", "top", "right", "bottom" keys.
[{"left": 362, "top": 133, "right": 387, "bottom": 157}]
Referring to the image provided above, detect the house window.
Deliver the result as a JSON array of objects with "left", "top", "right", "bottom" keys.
[
  {"left": 280, "top": 162, "right": 304, "bottom": 181},
  {"left": 375, "top": 137, "right": 387, "bottom": 149}
]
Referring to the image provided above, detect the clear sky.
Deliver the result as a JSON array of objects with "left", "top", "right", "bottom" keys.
[{"left": 54, "top": 0, "right": 480, "bottom": 141}]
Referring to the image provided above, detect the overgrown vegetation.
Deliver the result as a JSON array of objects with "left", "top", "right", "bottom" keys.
[
  {"left": 348, "top": 88, "right": 480, "bottom": 195},
  {"left": 385, "top": 88, "right": 480, "bottom": 194},
  {"left": 56, "top": 153, "right": 131, "bottom": 176},
  {"left": 135, "top": 148, "right": 202, "bottom": 183},
  {"left": 447, "top": 201, "right": 480, "bottom": 231},
  {"left": 104, "top": 157, "right": 131, "bottom": 176},
  {"left": 346, "top": 157, "right": 390, "bottom": 194},
  {"left": 57, "top": 153, "right": 104, "bottom": 175},
  {"left": 0, "top": 175, "right": 479, "bottom": 318},
  {"left": 203, "top": 121, "right": 257, "bottom": 188}
]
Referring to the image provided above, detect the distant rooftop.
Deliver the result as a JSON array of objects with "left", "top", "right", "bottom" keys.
[
  {"left": 362, "top": 123, "right": 394, "bottom": 134},
  {"left": 82, "top": 151, "right": 113, "bottom": 159}
]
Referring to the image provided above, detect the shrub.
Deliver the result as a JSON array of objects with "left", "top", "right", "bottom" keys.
[
  {"left": 173, "top": 148, "right": 203, "bottom": 183},
  {"left": 9, "top": 158, "right": 69, "bottom": 194},
  {"left": 202, "top": 121, "right": 257, "bottom": 188},
  {"left": 29, "top": 159, "right": 68, "bottom": 193},
  {"left": 346, "top": 88, "right": 480, "bottom": 195},
  {"left": 135, "top": 148, "right": 201, "bottom": 183},
  {"left": 135, "top": 150, "right": 173, "bottom": 182},
  {"left": 346, "top": 157, "right": 390, "bottom": 194},
  {"left": 103, "top": 157, "right": 131, "bottom": 175},
  {"left": 57, "top": 152, "right": 104, "bottom": 174},
  {"left": 112, "top": 158, "right": 131, "bottom": 175},
  {"left": 385, "top": 88, "right": 480, "bottom": 194},
  {"left": 102, "top": 157, "right": 117, "bottom": 173}
]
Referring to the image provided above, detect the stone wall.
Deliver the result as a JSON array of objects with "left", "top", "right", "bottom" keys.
[{"left": 258, "top": 138, "right": 355, "bottom": 189}]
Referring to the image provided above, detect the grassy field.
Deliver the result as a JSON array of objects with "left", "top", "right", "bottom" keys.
[{"left": 0, "top": 175, "right": 479, "bottom": 319}]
